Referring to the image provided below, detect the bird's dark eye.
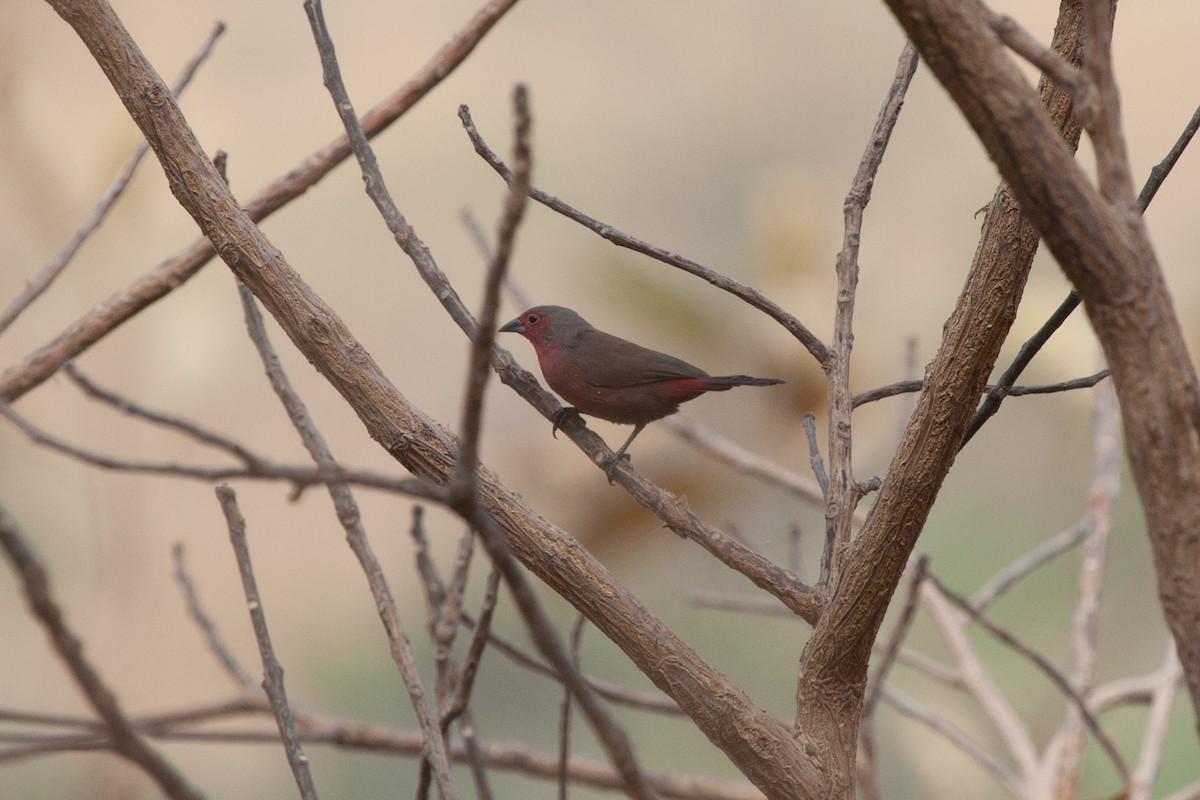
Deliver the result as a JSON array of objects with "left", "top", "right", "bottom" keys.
[{"left": 526, "top": 313, "right": 539, "bottom": 325}]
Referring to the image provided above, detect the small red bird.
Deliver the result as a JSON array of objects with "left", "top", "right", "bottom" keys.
[{"left": 500, "top": 305, "right": 783, "bottom": 477}]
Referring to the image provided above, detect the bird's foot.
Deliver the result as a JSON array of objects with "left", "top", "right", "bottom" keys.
[
  {"left": 600, "top": 452, "right": 632, "bottom": 484},
  {"left": 551, "top": 406, "right": 584, "bottom": 438}
]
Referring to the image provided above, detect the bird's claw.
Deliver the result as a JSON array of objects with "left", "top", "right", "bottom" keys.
[
  {"left": 551, "top": 406, "right": 583, "bottom": 438},
  {"left": 600, "top": 452, "right": 632, "bottom": 484}
]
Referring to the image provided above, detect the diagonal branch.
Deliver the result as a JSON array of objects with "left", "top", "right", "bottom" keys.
[
  {"left": 457, "top": 105, "right": 828, "bottom": 363},
  {"left": 0, "top": 0, "right": 520, "bottom": 403},
  {"left": 0, "top": 20, "right": 225, "bottom": 337},
  {"left": 0, "top": 506, "right": 206, "bottom": 800},
  {"left": 41, "top": 0, "right": 816, "bottom": 794}
]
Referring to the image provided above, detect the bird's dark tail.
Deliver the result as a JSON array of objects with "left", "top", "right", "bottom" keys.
[{"left": 706, "top": 375, "right": 785, "bottom": 390}]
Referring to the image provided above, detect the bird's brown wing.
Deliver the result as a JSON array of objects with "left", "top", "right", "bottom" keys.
[{"left": 573, "top": 328, "right": 708, "bottom": 387}]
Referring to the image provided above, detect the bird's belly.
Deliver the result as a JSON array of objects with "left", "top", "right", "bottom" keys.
[{"left": 558, "top": 382, "right": 698, "bottom": 425}]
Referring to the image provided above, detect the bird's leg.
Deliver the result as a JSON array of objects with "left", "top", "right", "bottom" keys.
[
  {"left": 602, "top": 423, "right": 646, "bottom": 482},
  {"left": 551, "top": 406, "right": 584, "bottom": 438}
]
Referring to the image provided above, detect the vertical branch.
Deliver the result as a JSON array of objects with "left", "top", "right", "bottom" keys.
[
  {"left": 450, "top": 83, "right": 532, "bottom": 500},
  {"left": 821, "top": 41, "right": 919, "bottom": 597},
  {"left": 558, "top": 616, "right": 588, "bottom": 800},
  {"left": 215, "top": 486, "right": 318, "bottom": 800},
  {"left": 0, "top": 506, "right": 206, "bottom": 800},
  {"left": 1049, "top": 368, "right": 1119, "bottom": 797}
]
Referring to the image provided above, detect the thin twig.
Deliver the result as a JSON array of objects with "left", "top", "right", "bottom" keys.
[
  {"left": 1129, "top": 640, "right": 1182, "bottom": 800},
  {"left": 662, "top": 416, "right": 833, "bottom": 512},
  {"left": 929, "top": 576, "right": 1131, "bottom": 784},
  {"left": 237, "top": 276, "right": 456, "bottom": 796},
  {"left": 864, "top": 556, "right": 928, "bottom": 716},
  {"left": 960, "top": 298, "right": 1089, "bottom": 445},
  {"left": 0, "top": 505, "right": 206, "bottom": 800},
  {"left": 215, "top": 486, "right": 318, "bottom": 800},
  {"left": 1138, "top": 103, "right": 1200, "bottom": 210},
  {"left": 1, "top": 699, "right": 759, "bottom": 800},
  {"left": 450, "top": 83, "right": 532, "bottom": 501},
  {"left": 920, "top": 580, "right": 1041, "bottom": 788},
  {"left": 970, "top": 519, "right": 1090, "bottom": 610},
  {"left": 559, "top": 615, "right": 588, "bottom": 800},
  {"left": 171, "top": 542, "right": 257, "bottom": 690},
  {"left": 0, "top": 0, "right": 520, "bottom": 403},
  {"left": 459, "top": 613, "right": 683, "bottom": 716},
  {"left": 444, "top": 565, "right": 502, "bottom": 728},
  {"left": 64, "top": 363, "right": 261, "bottom": 465},
  {"left": 1081, "top": 0, "right": 1134, "bottom": 205},
  {"left": 687, "top": 591, "right": 794, "bottom": 617},
  {"left": 855, "top": 369, "right": 1108, "bottom": 410},
  {"left": 0, "top": 21, "right": 226, "bottom": 336},
  {"left": 824, "top": 37, "right": 918, "bottom": 599},
  {"left": 460, "top": 507, "right": 660, "bottom": 799},
  {"left": 0, "top": 398, "right": 433, "bottom": 497},
  {"left": 1049, "top": 365, "right": 1120, "bottom": 796},
  {"left": 457, "top": 710, "right": 495, "bottom": 800},
  {"left": 880, "top": 687, "right": 1022, "bottom": 797},
  {"left": 456, "top": 104, "right": 828, "bottom": 363},
  {"left": 460, "top": 207, "right": 534, "bottom": 311}
]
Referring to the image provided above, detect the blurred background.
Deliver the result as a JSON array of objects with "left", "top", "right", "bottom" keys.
[{"left": 2, "top": 1, "right": 1199, "bottom": 797}]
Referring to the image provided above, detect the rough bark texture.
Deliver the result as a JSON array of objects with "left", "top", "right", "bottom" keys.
[
  {"left": 882, "top": 0, "right": 1200, "bottom": 728},
  {"left": 792, "top": 6, "right": 1092, "bottom": 796},
  {"left": 45, "top": 0, "right": 823, "bottom": 794}
]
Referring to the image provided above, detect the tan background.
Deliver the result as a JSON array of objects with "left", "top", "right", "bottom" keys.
[{"left": 2, "top": 1, "right": 1198, "bottom": 797}]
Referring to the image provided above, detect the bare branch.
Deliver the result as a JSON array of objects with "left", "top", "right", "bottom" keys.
[
  {"left": 456, "top": 104, "right": 828, "bottom": 363},
  {"left": 0, "top": 505, "right": 205, "bottom": 800},
  {"left": 450, "top": 83, "right": 532, "bottom": 501},
  {"left": 929, "top": 576, "right": 1130, "bottom": 785},
  {"left": 171, "top": 542, "right": 257, "bottom": 690},
  {"left": 0, "top": 21, "right": 225, "bottom": 336},
  {"left": 301, "top": 2, "right": 655, "bottom": 794},
  {"left": 1138, "top": 103, "right": 1200, "bottom": 210},
  {"left": 215, "top": 486, "right": 318, "bottom": 800},
  {"left": 1129, "top": 640, "right": 1183, "bottom": 800},
  {"left": 920, "top": 580, "right": 1040, "bottom": 790},
  {"left": 858, "top": 555, "right": 927, "bottom": 800},
  {"left": 986, "top": 11, "right": 1084, "bottom": 98},
  {"left": 236, "top": 276, "right": 455, "bottom": 795},
  {"left": 64, "top": 363, "right": 261, "bottom": 465},
  {"left": 880, "top": 687, "right": 1022, "bottom": 797},
  {"left": 1, "top": 0, "right": 520, "bottom": 403},
  {"left": 970, "top": 519, "right": 1089, "bottom": 610},
  {"left": 663, "top": 415, "right": 832, "bottom": 511},
  {"left": 1050, "top": 368, "right": 1120, "bottom": 796},
  {"left": 0, "top": 397, "right": 433, "bottom": 498},
  {"left": 823, "top": 38, "right": 919, "bottom": 597},
  {"left": 2, "top": 700, "right": 761, "bottom": 800}
]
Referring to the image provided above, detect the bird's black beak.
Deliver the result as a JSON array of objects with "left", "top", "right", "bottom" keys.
[{"left": 499, "top": 317, "right": 524, "bottom": 334}]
